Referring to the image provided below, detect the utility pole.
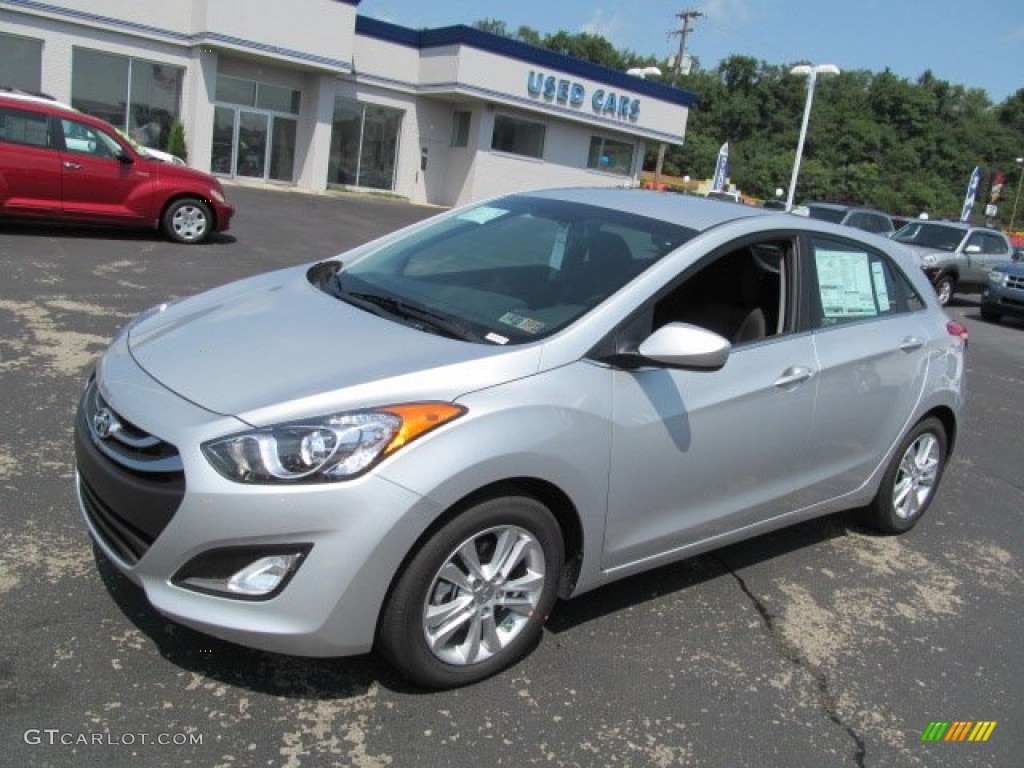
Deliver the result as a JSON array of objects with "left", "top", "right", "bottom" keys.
[
  {"left": 654, "top": 9, "right": 703, "bottom": 188},
  {"left": 670, "top": 9, "right": 704, "bottom": 76}
]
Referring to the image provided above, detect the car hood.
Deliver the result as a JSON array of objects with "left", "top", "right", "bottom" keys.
[
  {"left": 894, "top": 244, "right": 947, "bottom": 264},
  {"left": 127, "top": 266, "right": 543, "bottom": 425},
  {"left": 993, "top": 260, "right": 1024, "bottom": 275}
]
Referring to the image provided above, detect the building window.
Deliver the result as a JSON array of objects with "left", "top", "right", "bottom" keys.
[
  {"left": 451, "top": 110, "right": 471, "bottom": 148},
  {"left": 588, "top": 136, "right": 634, "bottom": 175},
  {"left": 0, "top": 33, "right": 43, "bottom": 93},
  {"left": 491, "top": 114, "right": 545, "bottom": 159},
  {"left": 215, "top": 75, "right": 300, "bottom": 115},
  {"left": 71, "top": 48, "right": 183, "bottom": 150},
  {"left": 328, "top": 98, "right": 403, "bottom": 191}
]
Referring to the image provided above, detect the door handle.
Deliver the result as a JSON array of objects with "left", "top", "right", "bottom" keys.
[
  {"left": 63, "top": 161, "right": 82, "bottom": 170},
  {"left": 899, "top": 336, "right": 925, "bottom": 352},
  {"left": 774, "top": 366, "right": 815, "bottom": 389}
]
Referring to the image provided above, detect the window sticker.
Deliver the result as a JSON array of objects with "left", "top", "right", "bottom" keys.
[
  {"left": 816, "top": 249, "right": 879, "bottom": 318},
  {"left": 498, "top": 311, "right": 547, "bottom": 335},
  {"left": 548, "top": 223, "right": 570, "bottom": 270},
  {"left": 485, "top": 332, "right": 510, "bottom": 345},
  {"left": 456, "top": 206, "right": 509, "bottom": 225},
  {"left": 870, "top": 261, "right": 890, "bottom": 310}
]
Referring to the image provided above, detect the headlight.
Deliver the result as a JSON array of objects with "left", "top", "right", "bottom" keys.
[
  {"left": 208, "top": 187, "right": 226, "bottom": 204},
  {"left": 111, "top": 299, "right": 179, "bottom": 345},
  {"left": 202, "top": 403, "right": 466, "bottom": 483},
  {"left": 921, "top": 253, "right": 938, "bottom": 266},
  {"left": 988, "top": 271, "right": 1008, "bottom": 286}
]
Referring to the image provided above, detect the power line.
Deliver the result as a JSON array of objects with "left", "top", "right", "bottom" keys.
[{"left": 669, "top": 9, "right": 704, "bottom": 75}]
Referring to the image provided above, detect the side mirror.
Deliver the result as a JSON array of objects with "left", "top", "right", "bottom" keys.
[
  {"left": 116, "top": 149, "right": 134, "bottom": 164},
  {"left": 637, "top": 323, "right": 732, "bottom": 370},
  {"left": 964, "top": 244, "right": 982, "bottom": 254}
]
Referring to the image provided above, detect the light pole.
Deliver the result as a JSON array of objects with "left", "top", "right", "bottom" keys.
[
  {"left": 785, "top": 64, "right": 840, "bottom": 211},
  {"left": 1009, "top": 156, "right": 1024, "bottom": 233}
]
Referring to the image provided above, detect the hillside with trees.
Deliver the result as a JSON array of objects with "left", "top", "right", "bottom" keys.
[{"left": 474, "top": 19, "right": 1024, "bottom": 227}]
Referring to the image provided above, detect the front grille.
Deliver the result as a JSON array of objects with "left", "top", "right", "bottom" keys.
[
  {"left": 1005, "top": 273, "right": 1024, "bottom": 291},
  {"left": 80, "top": 377, "right": 182, "bottom": 473},
  {"left": 75, "top": 377, "right": 186, "bottom": 565}
]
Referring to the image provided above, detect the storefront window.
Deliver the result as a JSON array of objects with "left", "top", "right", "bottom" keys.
[
  {"left": 0, "top": 33, "right": 43, "bottom": 93},
  {"left": 491, "top": 114, "right": 545, "bottom": 159},
  {"left": 587, "top": 136, "right": 634, "bottom": 176},
  {"left": 71, "top": 48, "right": 182, "bottom": 150},
  {"left": 328, "top": 98, "right": 403, "bottom": 191}
]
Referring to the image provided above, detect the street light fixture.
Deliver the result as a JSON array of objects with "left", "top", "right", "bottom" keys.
[
  {"left": 785, "top": 64, "right": 840, "bottom": 211},
  {"left": 1009, "top": 156, "right": 1024, "bottom": 233}
]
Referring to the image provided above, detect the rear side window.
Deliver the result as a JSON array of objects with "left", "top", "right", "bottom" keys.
[
  {"left": 810, "top": 238, "right": 924, "bottom": 327},
  {"left": 0, "top": 106, "right": 50, "bottom": 148}
]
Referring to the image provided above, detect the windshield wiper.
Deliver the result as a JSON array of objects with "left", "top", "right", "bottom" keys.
[{"left": 339, "top": 285, "right": 480, "bottom": 342}]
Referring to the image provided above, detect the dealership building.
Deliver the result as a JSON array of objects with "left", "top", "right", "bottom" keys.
[{"left": 0, "top": 0, "right": 696, "bottom": 206}]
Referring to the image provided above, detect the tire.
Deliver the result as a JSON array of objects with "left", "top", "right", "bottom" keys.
[
  {"left": 377, "top": 495, "right": 563, "bottom": 689},
  {"left": 864, "top": 417, "right": 948, "bottom": 534},
  {"left": 933, "top": 274, "right": 955, "bottom": 306},
  {"left": 162, "top": 198, "right": 212, "bottom": 244},
  {"left": 980, "top": 307, "right": 1001, "bottom": 323}
]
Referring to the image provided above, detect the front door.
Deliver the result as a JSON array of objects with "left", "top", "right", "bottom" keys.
[{"left": 211, "top": 107, "right": 295, "bottom": 182}]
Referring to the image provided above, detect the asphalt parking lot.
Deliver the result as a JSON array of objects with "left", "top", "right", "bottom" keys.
[{"left": 1, "top": 184, "right": 1022, "bottom": 768}]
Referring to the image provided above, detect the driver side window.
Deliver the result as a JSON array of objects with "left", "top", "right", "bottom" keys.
[
  {"left": 60, "top": 118, "right": 120, "bottom": 159},
  {"left": 653, "top": 240, "right": 791, "bottom": 345}
]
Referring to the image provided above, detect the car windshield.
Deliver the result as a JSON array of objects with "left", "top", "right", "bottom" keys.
[
  {"left": 314, "top": 195, "right": 694, "bottom": 344},
  {"left": 892, "top": 222, "right": 965, "bottom": 251},
  {"left": 806, "top": 206, "right": 845, "bottom": 224}
]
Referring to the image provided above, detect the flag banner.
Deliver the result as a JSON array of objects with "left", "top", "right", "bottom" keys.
[
  {"left": 961, "top": 166, "right": 982, "bottom": 222},
  {"left": 712, "top": 142, "right": 729, "bottom": 192}
]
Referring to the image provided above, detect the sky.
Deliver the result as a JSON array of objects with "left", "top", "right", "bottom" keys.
[{"left": 360, "top": 0, "right": 1023, "bottom": 104}]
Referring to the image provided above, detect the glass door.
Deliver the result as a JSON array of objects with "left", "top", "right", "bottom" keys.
[
  {"left": 211, "top": 107, "right": 293, "bottom": 182},
  {"left": 237, "top": 111, "right": 268, "bottom": 178},
  {"left": 211, "top": 106, "right": 235, "bottom": 175}
]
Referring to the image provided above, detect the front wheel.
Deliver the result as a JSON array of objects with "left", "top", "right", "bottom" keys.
[
  {"left": 933, "top": 274, "right": 955, "bottom": 306},
  {"left": 864, "top": 417, "right": 948, "bottom": 534},
  {"left": 162, "top": 198, "right": 212, "bottom": 244},
  {"left": 377, "top": 496, "right": 563, "bottom": 689}
]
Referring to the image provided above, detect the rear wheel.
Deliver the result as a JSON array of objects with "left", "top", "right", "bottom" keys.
[
  {"left": 864, "top": 417, "right": 948, "bottom": 534},
  {"left": 933, "top": 274, "right": 955, "bottom": 306},
  {"left": 377, "top": 495, "right": 563, "bottom": 689},
  {"left": 162, "top": 198, "right": 212, "bottom": 244}
]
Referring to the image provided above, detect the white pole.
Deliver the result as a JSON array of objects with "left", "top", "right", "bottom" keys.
[{"left": 785, "top": 70, "right": 817, "bottom": 212}]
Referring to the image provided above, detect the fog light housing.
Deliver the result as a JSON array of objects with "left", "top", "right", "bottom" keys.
[{"left": 172, "top": 545, "right": 311, "bottom": 600}]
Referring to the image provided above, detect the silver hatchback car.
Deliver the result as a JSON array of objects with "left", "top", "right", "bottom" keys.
[{"left": 75, "top": 188, "right": 966, "bottom": 688}]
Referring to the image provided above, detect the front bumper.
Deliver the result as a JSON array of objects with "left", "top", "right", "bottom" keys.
[
  {"left": 74, "top": 341, "right": 441, "bottom": 656},
  {"left": 981, "top": 276, "right": 1024, "bottom": 318}
]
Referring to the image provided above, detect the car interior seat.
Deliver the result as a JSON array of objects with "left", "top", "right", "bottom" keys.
[{"left": 676, "top": 250, "right": 767, "bottom": 343}]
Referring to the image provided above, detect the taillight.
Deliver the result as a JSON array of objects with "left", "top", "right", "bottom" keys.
[{"left": 946, "top": 320, "right": 968, "bottom": 347}]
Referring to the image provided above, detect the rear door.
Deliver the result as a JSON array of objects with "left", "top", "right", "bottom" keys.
[
  {"left": 0, "top": 104, "right": 61, "bottom": 216},
  {"left": 57, "top": 116, "right": 154, "bottom": 224},
  {"left": 790, "top": 235, "right": 931, "bottom": 507}
]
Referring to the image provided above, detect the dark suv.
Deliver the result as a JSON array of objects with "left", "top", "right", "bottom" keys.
[
  {"left": 803, "top": 202, "right": 896, "bottom": 236},
  {"left": 891, "top": 220, "right": 1014, "bottom": 305},
  {"left": 0, "top": 92, "right": 233, "bottom": 243}
]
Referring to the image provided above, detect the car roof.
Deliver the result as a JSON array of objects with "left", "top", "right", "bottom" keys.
[
  {"left": 805, "top": 201, "right": 889, "bottom": 215},
  {"left": 523, "top": 187, "right": 768, "bottom": 231}
]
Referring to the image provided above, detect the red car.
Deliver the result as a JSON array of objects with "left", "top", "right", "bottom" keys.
[{"left": 0, "top": 92, "right": 233, "bottom": 243}]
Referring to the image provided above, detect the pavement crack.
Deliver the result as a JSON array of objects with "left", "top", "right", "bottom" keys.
[{"left": 711, "top": 553, "right": 867, "bottom": 767}]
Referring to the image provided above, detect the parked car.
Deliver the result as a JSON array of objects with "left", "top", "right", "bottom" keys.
[
  {"left": 0, "top": 91, "right": 232, "bottom": 243},
  {"left": 891, "top": 219, "right": 1014, "bottom": 305},
  {"left": 980, "top": 251, "right": 1024, "bottom": 324},
  {"left": 801, "top": 202, "right": 896, "bottom": 236},
  {"left": 75, "top": 189, "right": 966, "bottom": 688}
]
